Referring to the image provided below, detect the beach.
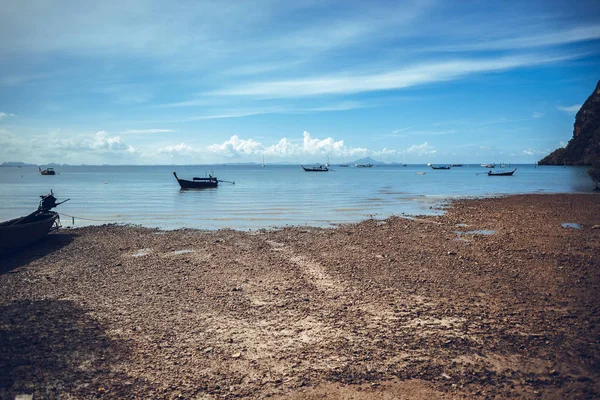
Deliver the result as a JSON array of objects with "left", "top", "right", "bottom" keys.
[{"left": 1, "top": 193, "right": 599, "bottom": 399}]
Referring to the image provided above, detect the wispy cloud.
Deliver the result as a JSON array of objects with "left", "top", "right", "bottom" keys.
[
  {"left": 211, "top": 53, "right": 580, "bottom": 98},
  {"left": 121, "top": 129, "right": 173, "bottom": 134},
  {"left": 392, "top": 127, "right": 413, "bottom": 134},
  {"left": 436, "top": 24, "right": 600, "bottom": 51},
  {"left": 0, "top": 112, "right": 16, "bottom": 120},
  {"left": 0, "top": 73, "right": 46, "bottom": 86},
  {"left": 187, "top": 111, "right": 271, "bottom": 121},
  {"left": 158, "top": 101, "right": 367, "bottom": 121},
  {"left": 557, "top": 104, "right": 581, "bottom": 114},
  {"left": 522, "top": 148, "right": 547, "bottom": 156},
  {"left": 387, "top": 127, "right": 455, "bottom": 138}
]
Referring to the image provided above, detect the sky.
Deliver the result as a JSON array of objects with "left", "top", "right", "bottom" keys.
[{"left": 0, "top": 0, "right": 599, "bottom": 165}]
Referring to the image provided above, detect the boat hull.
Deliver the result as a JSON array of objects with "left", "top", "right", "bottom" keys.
[
  {"left": 176, "top": 179, "right": 218, "bottom": 189},
  {"left": 301, "top": 166, "right": 328, "bottom": 172},
  {"left": 0, "top": 212, "right": 59, "bottom": 253}
]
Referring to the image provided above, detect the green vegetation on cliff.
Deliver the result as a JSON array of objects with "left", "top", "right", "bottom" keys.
[{"left": 539, "top": 80, "right": 600, "bottom": 166}]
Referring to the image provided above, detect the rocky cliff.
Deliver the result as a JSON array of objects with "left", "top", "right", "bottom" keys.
[{"left": 539, "top": 80, "right": 600, "bottom": 165}]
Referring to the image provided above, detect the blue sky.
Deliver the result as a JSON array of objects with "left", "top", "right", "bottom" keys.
[{"left": 0, "top": 0, "right": 599, "bottom": 165}]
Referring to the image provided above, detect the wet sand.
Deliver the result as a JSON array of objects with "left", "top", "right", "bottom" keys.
[{"left": 1, "top": 193, "right": 599, "bottom": 399}]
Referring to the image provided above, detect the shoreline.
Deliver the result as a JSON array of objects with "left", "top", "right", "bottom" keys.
[{"left": 1, "top": 193, "right": 599, "bottom": 399}]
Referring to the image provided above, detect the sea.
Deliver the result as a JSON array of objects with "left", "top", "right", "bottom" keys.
[{"left": 0, "top": 164, "right": 593, "bottom": 231}]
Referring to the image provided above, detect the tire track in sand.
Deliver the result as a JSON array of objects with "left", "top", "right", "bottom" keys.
[{"left": 264, "top": 239, "right": 343, "bottom": 294}]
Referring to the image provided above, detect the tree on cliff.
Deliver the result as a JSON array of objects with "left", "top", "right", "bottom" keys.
[{"left": 589, "top": 161, "right": 600, "bottom": 191}]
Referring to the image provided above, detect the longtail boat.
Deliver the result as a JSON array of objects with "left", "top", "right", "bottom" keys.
[
  {"left": 301, "top": 165, "right": 328, "bottom": 172},
  {"left": 0, "top": 191, "right": 69, "bottom": 253},
  {"left": 488, "top": 168, "right": 517, "bottom": 176},
  {"left": 173, "top": 172, "right": 219, "bottom": 188},
  {"left": 39, "top": 167, "right": 56, "bottom": 175}
]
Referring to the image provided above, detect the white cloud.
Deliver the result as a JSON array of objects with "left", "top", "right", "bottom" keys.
[
  {"left": 157, "top": 143, "right": 198, "bottom": 155},
  {"left": 156, "top": 132, "right": 394, "bottom": 161},
  {"left": 532, "top": 111, "right": 544, "bottom": 119},
  {"left": 557, "top": 104, "right": 581, "bottom": 114},
  {"left": 403, "top": 142, "right": 436, "bottom": 156},
  {"left": 206, "top": 135, "right": 263, "bottom": 158},
  {"left": 559, "top": 141, "right": 567, "bottom": 148},
  {"left": 91, "top": 132, "right": 137, "bottom": 153},
  {"left": 0, "top": 129, "right": 140, "bottom": 164},
  {"left": 0, "top": 112, "right": 16, "bottom": 120}
]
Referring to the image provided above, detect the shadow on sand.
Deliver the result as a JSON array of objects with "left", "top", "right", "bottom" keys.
[
  {"left": 0, "top": 299, "right": 155, "bottom": 398},
  {"left": 0, "top": 232, "right": 75, "bottom": 274}
]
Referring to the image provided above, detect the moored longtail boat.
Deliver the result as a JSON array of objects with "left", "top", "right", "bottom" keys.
[
  {"left": 39, "top": 167, "right": 56, "bottom": 175},
  {"left": 430, "top": 165, "right": 451, "bottom": 170},
  {"left": 301, "top": 165, "right": 328, "bottom": 172},
  {"left": 0, "top": 191, "right": 69, "bottom": 253},
  {"left": 173, "top": 172, "right": 219, "bottom": 188},
  {"left": 488, "top": 168, "right": 517, "bottom": 176}
]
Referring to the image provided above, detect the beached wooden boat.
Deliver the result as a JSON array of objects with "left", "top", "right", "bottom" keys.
[
  {"left": 0, "top": 191, "right": 68, "bottom": 253},
  {"left": 173, "top": 171, "right": 219, "bottom": 188},
  {"left": 430, "top": 165, "right": 451, "bottom": 170},
  {"left": 488, "top": 168, "right": 517, "bottom": 176},
  {"left": 301, "top": 165, "right": 328, "bottom": 172},
  {"left": 39, "top": 167, "right": 56, "bottom": 175}
]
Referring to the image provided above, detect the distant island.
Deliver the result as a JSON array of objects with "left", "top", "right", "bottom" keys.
[
  {"left": 0, "top": 162, "right": 37, "bottom": 167},
  {"left": 539, "top": 80, "right": 600, "bottom": 165}
]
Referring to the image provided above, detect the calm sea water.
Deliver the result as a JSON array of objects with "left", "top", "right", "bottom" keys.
[{"left": 0, "top": 164, "right": 592, "bottom": 230}]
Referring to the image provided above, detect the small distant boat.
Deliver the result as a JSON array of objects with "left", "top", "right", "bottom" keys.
[
  {"left": 430, "top": 165, "right": 451, "bottom": 170},
  {"left": 339, "top": 164, "right": 349, "bottom": 167},
  {"left": 482, "top": 163, "right": 496, "bottom": 168},
  {"left": 450, "top": 164, "right": 463, "bottom": 167},
  {"left": 173, "top": 171, "right": 219, "bottom": 188},
  {"left": 39, "top": 167, "right": 56, "bottom": 175},
  {"left": 355, "top": 163, "right": 373, "bottom": 168},
  {"left": 415, "top": 171, "right": 426, "bottom": 175},
  {"left": 488, "top": 168, "right": 517, "bottom": 176},
  {"left": 301, "top": 165, "right": 328, "bottom": 172},
  {"left": 0, "top": 191, "right": 69, "bottom": 253}
]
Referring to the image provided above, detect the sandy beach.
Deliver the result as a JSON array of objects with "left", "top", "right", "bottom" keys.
[{"left": 1, "top": 193, "right": 599, "bottom": 399}]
